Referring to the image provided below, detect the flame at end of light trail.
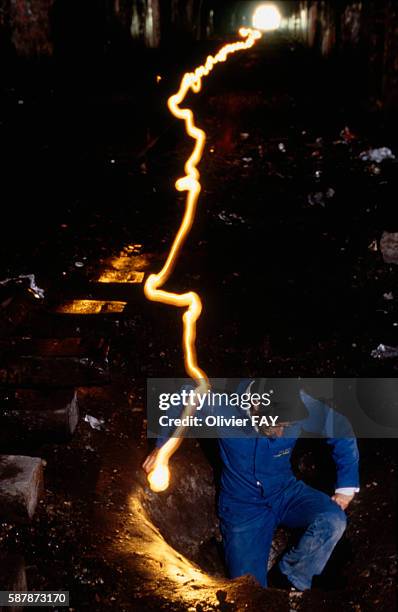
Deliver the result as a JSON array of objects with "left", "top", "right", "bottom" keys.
[
  {"left": 144, "top": 27, "right": 262, "bottom": 493},
  {"left": 147, "top": 460, "right": 170, "bottom": 493}
]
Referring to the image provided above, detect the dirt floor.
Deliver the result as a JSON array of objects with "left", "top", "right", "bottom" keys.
[{"left": 0, "top": 34, "right": 397, "bottom": 611}]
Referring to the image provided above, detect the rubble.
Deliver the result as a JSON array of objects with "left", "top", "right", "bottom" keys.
[
  {"left": 339, "top": 126, "right": 356, "bottom": 143},
  {"left": 217, "top": 212, "right": 245, "bottom": 226},
  {"left": 370, "top": 344, "right": 398, "bottom": 359},
  {"left": 359, "top": 147, "right": 395, "bottom": 163},
  {"left": 84, "top": 414, "right": 105, "bottom": 430},
  {"left": 307, "top": 188, "right": 335, "bottom": 207},
  {"left": 0, "top": 274, "right": 45, "bottom": 300}
]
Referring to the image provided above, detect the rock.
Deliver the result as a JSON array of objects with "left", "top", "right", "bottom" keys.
[
  {"left": 0, "top": 389, "right": 79, "bottom": 442},
  {"left": 143, "top": 441, "right": 290, "bottom": 576},
  {"left": 380, "top": 232, "right": 398, "bottom": 264},
  {"left": 0, "top": 455, "right": 44, "bottom": 522}
]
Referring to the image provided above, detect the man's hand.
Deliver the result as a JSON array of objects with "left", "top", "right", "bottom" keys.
[
  {"left": 331, "top": 492, "right": 354, "bottom": 511},
  {"left": 142, "top": 448, "right": 160, "bottom": 475}
]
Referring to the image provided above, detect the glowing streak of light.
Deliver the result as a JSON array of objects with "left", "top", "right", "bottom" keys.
[
  {"left": 147, "top": 463, "right": 170, "bottom": 493},
  {"left": 144, "top": 28, "right": 261, "bottom": 492}
]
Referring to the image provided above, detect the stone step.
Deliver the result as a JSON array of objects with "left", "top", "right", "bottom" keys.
[
  {"left": 0, "top": 455, "right": 44, "bottom": 522},
  {"left": 43, "top": 246, "right": 161, "bottom": 303},
  {"left": 0, "top": 336, "right": 109, "bottom": 360},
  {"left": 0, "top": 389, "right": 79, "bottom": 442},
  {"left": 16, "top": 310, "right": 121, "bottom": 338},
  {"left": 0, "top": 355, "right": 109, "bottom": 387},
  {"left": 13, "top": 292, "right": 159, "bottom": 339},
  {"left": 55, "top": 281, "right": 146, "bottom": 303},
  {"left": 55, "top": 298, "right": 128, "bottom": 315}
]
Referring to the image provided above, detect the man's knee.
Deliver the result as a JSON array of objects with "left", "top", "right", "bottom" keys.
[{"left": 313, "top": 509, "right": 347, "bottom": 540}]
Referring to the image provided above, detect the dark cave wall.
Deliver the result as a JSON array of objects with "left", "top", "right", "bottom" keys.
[
  {"left": 0, "top": 0, "right": 217, "bottom": 56},
  {"left": 295, "top": 1, "right": 398, "bottom": 110},
  {"left": 383, "top": 0, "right": 398, "bottom": 112},
  {"left": 0, "top": 0, "right": 54, "bottom": 57}
]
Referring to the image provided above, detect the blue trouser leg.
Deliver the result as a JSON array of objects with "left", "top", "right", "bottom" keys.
[
  {"left": 219, "top": 503, "right": 277, "bottom": 587},
  {"left": 278, "top": 480, "right": 347, "bottom": 591}
]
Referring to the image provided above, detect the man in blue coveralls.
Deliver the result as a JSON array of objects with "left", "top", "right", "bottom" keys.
[{"left": 143, "top": 378, "right": 360, "bottom": 591}]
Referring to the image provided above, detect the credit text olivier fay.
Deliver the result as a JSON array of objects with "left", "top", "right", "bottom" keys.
[{"left": 157, "top": 388, "right": 280, "bottom": 429}]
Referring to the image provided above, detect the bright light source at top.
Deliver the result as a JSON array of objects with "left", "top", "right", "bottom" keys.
[{"left": 253, "top": 4, "right": 282, "bottom": 31}]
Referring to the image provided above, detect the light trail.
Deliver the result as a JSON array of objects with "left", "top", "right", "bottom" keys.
[{"left": 144, "top": 27, "right": 261, "bottom": 492}]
